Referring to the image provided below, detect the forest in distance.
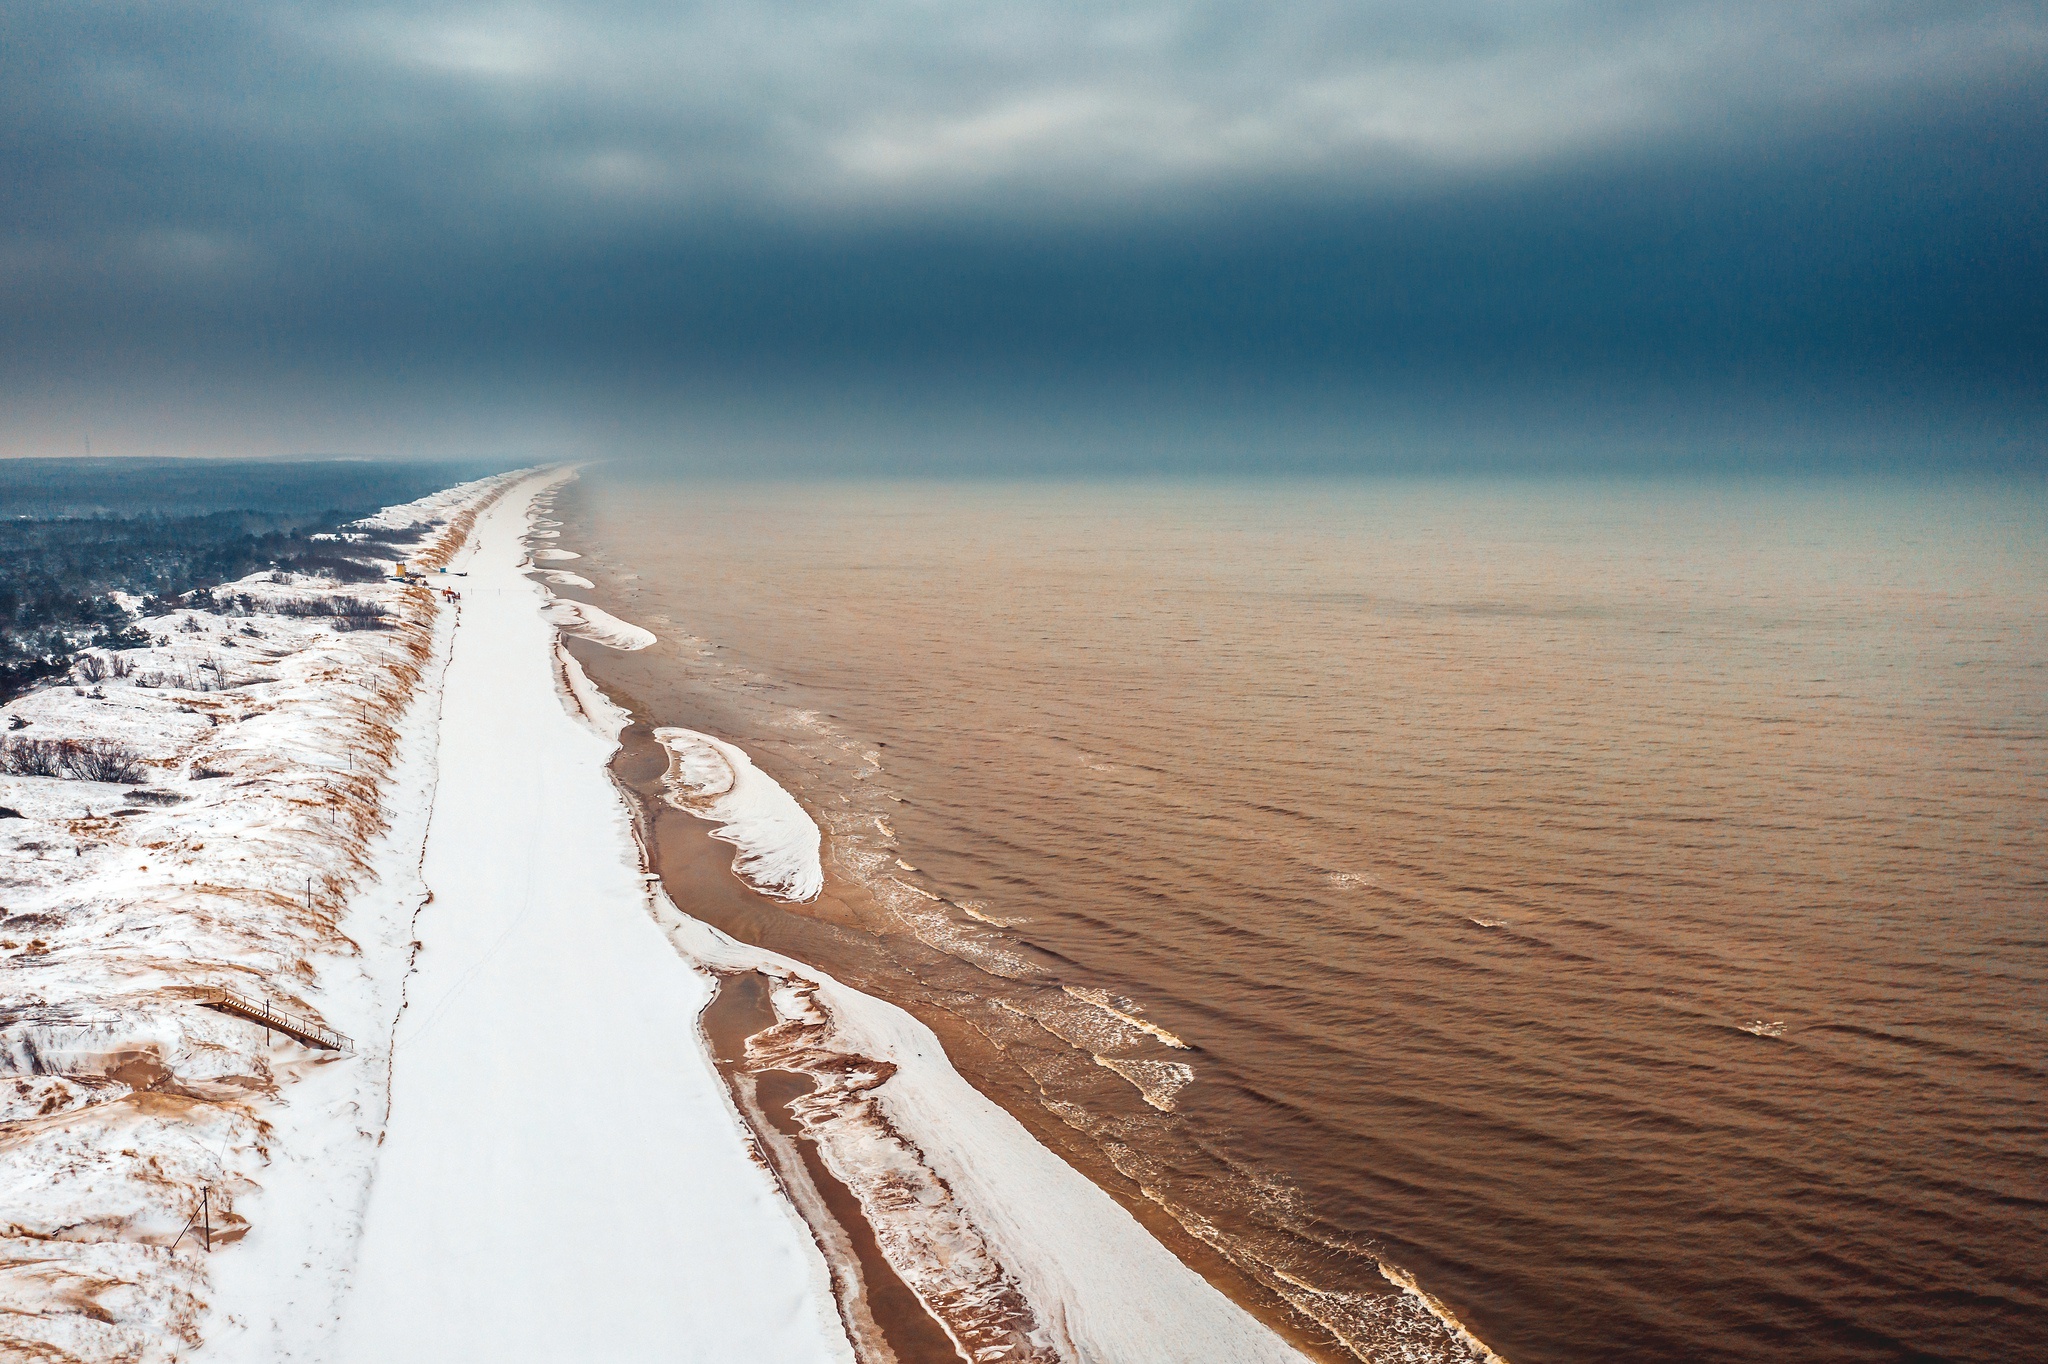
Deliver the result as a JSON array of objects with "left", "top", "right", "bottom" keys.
[{"left": 0, "top": 458, "right": 513, "bottom": 701}]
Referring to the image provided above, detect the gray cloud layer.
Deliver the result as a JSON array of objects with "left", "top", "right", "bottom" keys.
[{"left": 4, "top": 0, "right": 2044, "bottom": 465}]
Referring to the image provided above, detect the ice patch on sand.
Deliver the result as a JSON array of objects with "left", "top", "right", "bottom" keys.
[
  {"left": 540, "top": 598, "right": 656, "bottom": 650},
  {"left": 653, "top": 727, "right": 824, "bottom": 902}
]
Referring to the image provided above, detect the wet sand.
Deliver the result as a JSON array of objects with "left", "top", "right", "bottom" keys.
[
  {"left": 596, "top": 691, "right": 1343, "bottom": 1362},
  {"left": 703, "top": 971, "right": 962, "bottom": 1363}
]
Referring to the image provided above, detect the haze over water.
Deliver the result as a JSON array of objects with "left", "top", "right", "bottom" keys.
[{"left": 562, "top": 467, "right": 2047, "bottom": 1363}]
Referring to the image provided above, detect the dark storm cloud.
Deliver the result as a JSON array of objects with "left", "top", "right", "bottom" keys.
[{"left": 2, "top": 0, "right": 2043, "bottom": 463}]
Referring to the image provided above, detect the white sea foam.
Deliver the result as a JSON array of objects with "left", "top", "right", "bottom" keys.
[
  {"left": 1740, "top": 1019, "right": 1787, "bottom": 1038},
  {"left": 539, "top": 570, "right": 595, "bottom": 589},
  {"left": 652, "top": 727, "right": 824, "bottom": 902},
  {"left": 1094, "top": 1055, "right": 1196, "bottom": 1111},
  {"left": 959, "top": 901, "right": 1026, "bottom": 927},
  {"left": 531, "top": 547, "right": 581, "bottom": 560},
  {"left": 1063, "top": 985, "right": 1191, "bottom": 1049}
]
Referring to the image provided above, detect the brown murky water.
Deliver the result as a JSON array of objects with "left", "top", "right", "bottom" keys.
[{"left": 555, "top": 470, "right": 2048, "bottom": 1364}]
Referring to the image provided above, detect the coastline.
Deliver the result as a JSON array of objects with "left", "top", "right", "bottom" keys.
[
  {"left": 544, "top": 478, "right": 1503, "bottom": 1364},
  {"left": 528, "top": 482, "right": 1313, "bottom": 1362},
  {"left": 5, "top": 466, "right": 1313, "bottom": 1362},
  {"left": 604, "top": 713, "right": 1345, "bottom": 1361}
]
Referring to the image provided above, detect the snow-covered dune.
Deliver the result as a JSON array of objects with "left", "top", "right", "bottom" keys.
[{"left": 0, "top": 472, "right": 524, "bottom": 1362}]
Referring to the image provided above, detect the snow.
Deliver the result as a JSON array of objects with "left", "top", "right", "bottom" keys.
[
  {"left": 0, "top": 473, "right": 521, "bottom": 1363},
  {"left": 540, "top": 596, "right": 656, "bottom": 651},
  {"left": 333, "top": 474, "right": 850, "bottom": 1363},
  {"left": 634, "top": 914, "right": 1310, "bottom": 1364},
  {"left": 6, "top": 464, "right": 1310, "bottom": 1364},
  {"left": 652, "top": 727, "right": 825, "bottom": 902}
]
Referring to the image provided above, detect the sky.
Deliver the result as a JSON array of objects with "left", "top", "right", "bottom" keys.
[{"left": 3, "top": 0, "right": 2044, "bottom": 471}]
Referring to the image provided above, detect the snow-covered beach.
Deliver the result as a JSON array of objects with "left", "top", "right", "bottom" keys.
[{"left": 3, "top": 468, "right": 1309, "bottom": 1363}]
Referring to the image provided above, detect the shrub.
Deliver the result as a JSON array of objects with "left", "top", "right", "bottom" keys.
[
  {"left": 108, "top": 654, "right": 135, "bottom": 679},
  {"left": 73, "top": 654, "right": 107, "bottom": 683},
  {"left": 274, "top": 595, "right": 389, "bottom": 621},
  {"left": 0, "top": 737, "right": 65, "bottom": 777},
  {"left": 0, "top": 736, "right": 144, "bottom": 781},
  {"left": 63, "top": 738, "right": 147, "bottom": 783}
]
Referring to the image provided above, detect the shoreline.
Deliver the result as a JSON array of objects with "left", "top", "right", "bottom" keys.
[
  {"left": 603, "top": 710, "right": 1344, "bottom": 1362},
  {"left": 544, "top": 474, "right": 1503, "bottom": 1364},
  {"left": 530, "top": 481, "right": 1313, "bottom": 1362},
  {"left": 6, "top": 466, "right": 1336, "bottom": 1362}
]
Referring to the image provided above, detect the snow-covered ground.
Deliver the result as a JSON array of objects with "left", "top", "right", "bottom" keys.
[
  {"left": 5, "top": 466, "right": 1311, "bottom": 1364},
  {"left": 332, "top": 474, "right": 850, "bottom": 1363},
  {"left": 653, "top": 726, "right": 826, "bottom": 903},
  {"left": 0, "top": 472, "right": 520, "bottom": 1362}
]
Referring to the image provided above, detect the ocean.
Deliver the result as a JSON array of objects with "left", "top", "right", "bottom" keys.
[{"left": 555, "top": 469, "right": 2047, "bottom": 1364}]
